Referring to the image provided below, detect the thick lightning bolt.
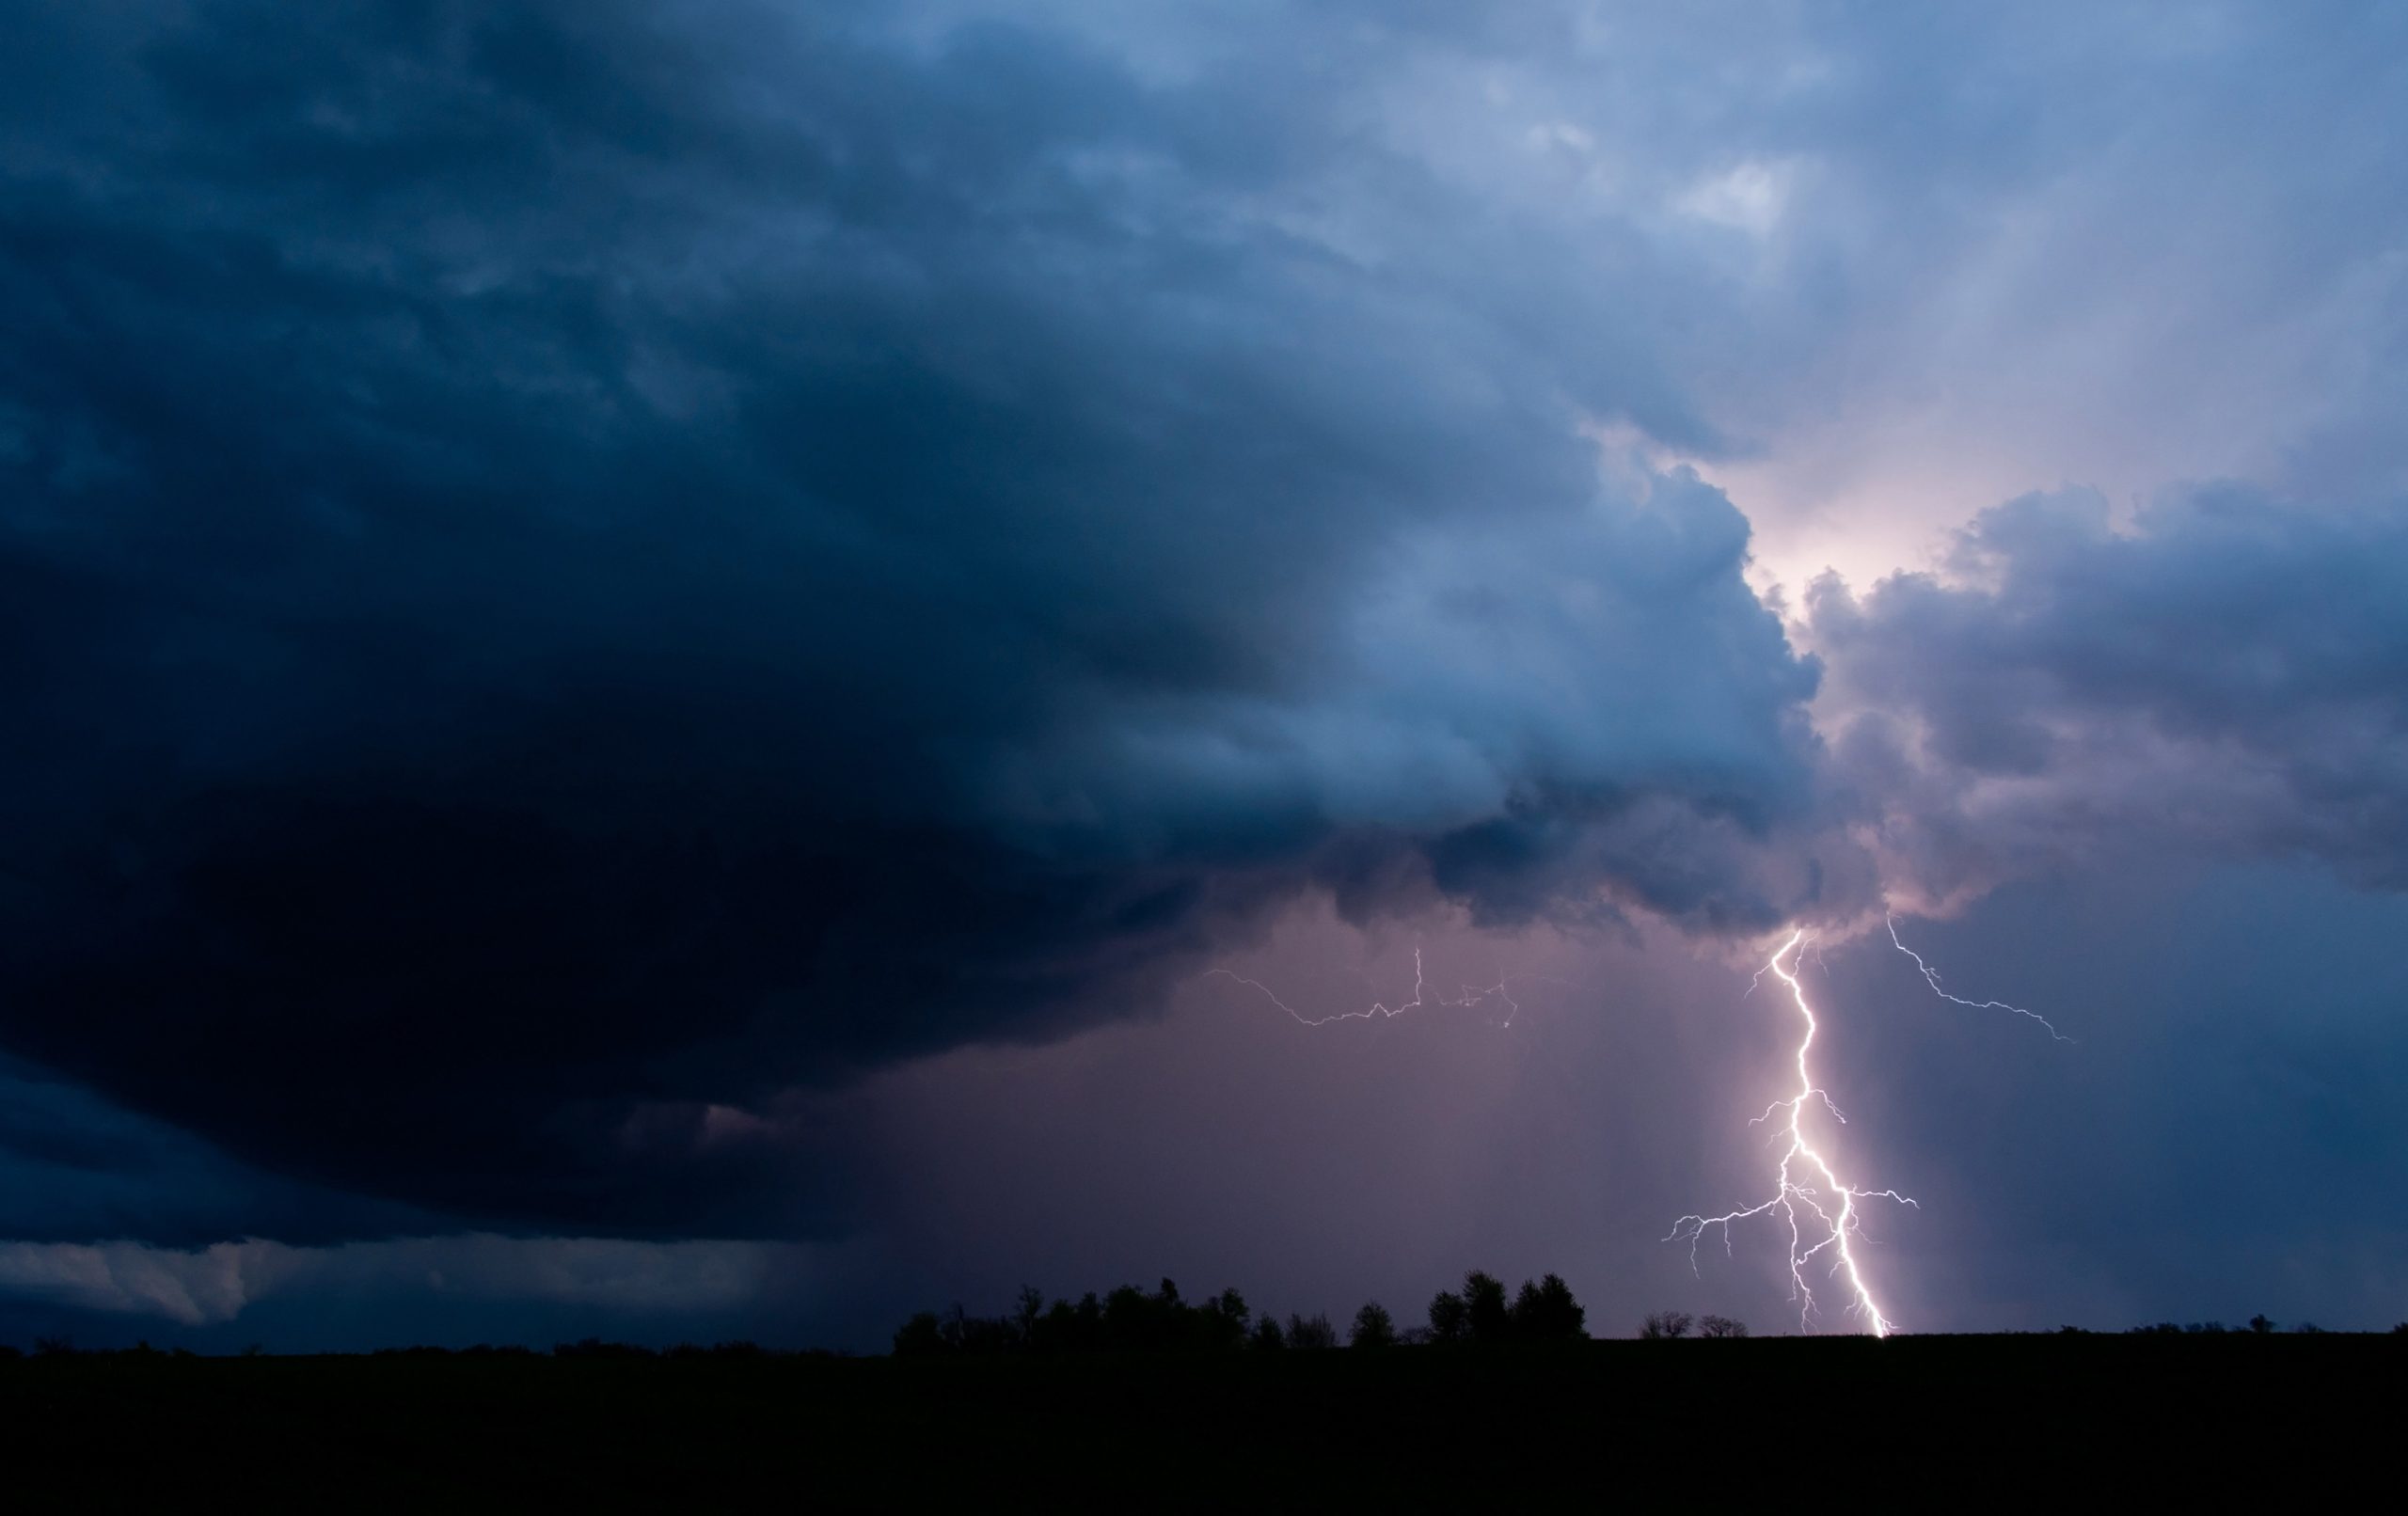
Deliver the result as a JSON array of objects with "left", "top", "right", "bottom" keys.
[
  {"left": 1205, "top": 941, "right": 1535, "bottom": 1027},
  {"left": 1887, "top": 911, "right": 2071, "bottom": 1042},
  {"left": 1667, "top": 929, "right": 1915, "bottom": 1336}
]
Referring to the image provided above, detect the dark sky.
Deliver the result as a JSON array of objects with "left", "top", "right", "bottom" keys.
[{"left": 3, "top": 1, "right": 2405, "bottom": 1348}]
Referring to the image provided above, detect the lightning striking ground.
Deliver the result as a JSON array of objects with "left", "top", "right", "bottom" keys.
[
  {"left": 1212, "top": 913, "right": 2052, "bottom": 1336},
  {"left": 1673, "top": 916, "right": 2065, "bottom": 1335},
  {"left": 1668, "top": 929, "right": 1914, "bottom": 1336},
  {"left": 1205, "top": 942, "right": 1536, "bottom": 1027}
]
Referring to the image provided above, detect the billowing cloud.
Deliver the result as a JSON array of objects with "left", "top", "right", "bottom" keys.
[
  {"left": 1810, "top": 486, "right": 2408, "bottom": 909},
  {"left": 0, "top": 2, "right": 1850, "bottom": 1239}
]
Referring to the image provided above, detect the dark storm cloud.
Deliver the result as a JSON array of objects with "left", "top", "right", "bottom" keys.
[
  {"left": 0, "top": 2, "right": 1847, "bottom": 1238},
  {"left": 1810, "top": 486, "right": 2408, "bottom": 908},
  {"left": 0, "top": 1055, "right": 438, "bottom": 1249}
]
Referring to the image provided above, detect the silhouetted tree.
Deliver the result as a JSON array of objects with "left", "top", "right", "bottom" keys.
[
  {"left": 1640, "top": 1311, "right": 1692, "bottom": 1340},
  {"left": 1198, "top": 1287, "right": 1251, "bottom": 1350},
  {"left": 1287, "top": 1313, "right": 1338, "bottom": 1350},
  {"left": 1104, "top": 1286, "right": 1164, "bottom": 1350},
  {"left": 1511, "top": 1274, "right": 1587, "bottom": 1342},
  {"left": 1250, "top": 1315, "right": 1286, "bottom": 1350},
  {"left": 1428, "top": 1289, "right": 1470, "bottom": 1345},
  {"left": 894, "top": 1312, "right": 946, "bottom": 1357},
  {"left": 931, "top": 1303, "right": 1019, "bottom": 1355},
  {"left": 1513, "top": 1279, "right": 1545, "bottom": 1331},
  {"left": 1699, "top": 1315, "right": 1749, "bottom": 1339},
  {"left": 2249, "top": 1315, "right": 2276, "bottom": 1334},
  {"left": 1030, "top": 1291, "right": 1107, "bottom": 1353},
  {"left": 1014, "top": 1286, "right": 1044, "bottom": 1345},
  {"left": 1351, "top": 1302, "right": 1397, "bottom": 1349},
  {"left": 1463, "top": 1271, "right": 1512, "bottom": 1343}
]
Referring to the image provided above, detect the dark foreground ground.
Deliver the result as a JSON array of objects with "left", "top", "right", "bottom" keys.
[{"left": 1, "top": 1334, "right": 2394, "bottom": 1504}]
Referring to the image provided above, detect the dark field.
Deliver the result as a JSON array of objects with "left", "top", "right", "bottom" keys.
[{"left": 1, "top": 1336, "right": 2394, "bottom": 1504}]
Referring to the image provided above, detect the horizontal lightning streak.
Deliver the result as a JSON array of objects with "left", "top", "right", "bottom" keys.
[
  {"left": 1204, "top": 942, "right": 1547, "bottom": 1027},
  {"left": 1888, "top": 912, "right": 2072, "bottom": 1043}
]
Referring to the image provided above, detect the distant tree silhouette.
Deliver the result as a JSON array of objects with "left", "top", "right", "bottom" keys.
[
  {"left": 555, "top": 1338, "right": 655, "bottom": 1358},
  {"left": 1351, "top": 1303, "right": 1397, "bottom": 1349},
  {"left": 682, "top": 1340, "right": 763, "bottom": 1358},
  {"left": 1199, "top": 1287, "right": 1251, "bottom": 1350},
  {"left": 1513, "top": 1280, "right": 1545, "bottom": 1330},
  {"left": 1103, "top": 1284, "right": 1173, "bottom": 1350},
  {"left": 1427, "top": 1289, "right": 1470, "bottom": 1344},
  {"left": 1699, "top": 1315, "right": 1748, "bottom": 1339},
  {"left": 2392, "top": 1322, "right": 2407, "bottom": 1334},
  {"left": 2249, "top": 1315, "right": 2276, "bottom": 1334},
  {"left": 1287, "top": 1313, "right": 1338, "bottom": 1350},
  {"left": 1462, "top": 1271, "right": 1512, "bottom": 1343},
  {"left": 894, "top": 1312, "right": 946, "bottom": 1356},
  {"left": 889, "top": 1270, "right": 1617, "bottom": 1357},
  {"left": 1640, "top": 1311, "right": 1692, "bottom": 1340},
  {"left": 935, "top": 1303, "right": 1016, "bottom": 1354},
  {"left": 1030, "top": 1291, "right": 1105, "bottom": 1352},
  {"left": 1511, "top": 1274, "right": 1587, "bottom": 1342},
  {"left": 900, "top": 1278, "right": 1269, "bottom": 1356}
]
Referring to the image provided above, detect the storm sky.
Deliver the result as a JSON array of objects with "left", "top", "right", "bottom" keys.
[{"left": 3, "top": 1, "right": 2405, "bottom": 1347}]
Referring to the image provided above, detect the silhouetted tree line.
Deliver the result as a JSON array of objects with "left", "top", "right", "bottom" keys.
[
  {"left": 1, "top": 1306, "right": 2398, "bottom": 1363},
  {"left": 895, "top": 1271, "right": 1591, "bottom": 1357},
  {"left": 1423, "top": 1271, "right": 1587, "bottom": 1344},
  {"left": 896, "top": 1279, "right": 2408, "bottom": 1355},
  {"left": 547, "top": 1338, "right": 786, "bottom": 1359},
  {"left": 895, "top": 1280, "right": 1275, "bottom": 1357},
  {"left": 2101, "top": 1315, "right": 2366, "bottom": 1336},
  {"left": 1636, "top": 1311, "right": 1747, "bottom": 1338}
]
